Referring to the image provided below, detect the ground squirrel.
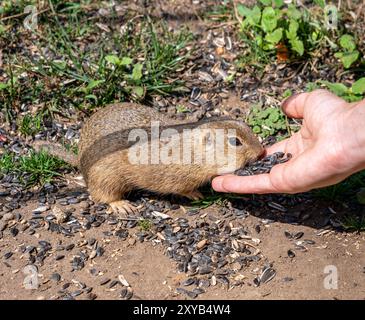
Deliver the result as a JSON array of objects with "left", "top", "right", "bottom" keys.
[{"left": 35, "top": 103, "right": 263, "bottom": 215}]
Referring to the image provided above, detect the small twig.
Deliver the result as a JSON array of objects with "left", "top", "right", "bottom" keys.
[
  {"left": 233, "top": 0, "right": 243, "bottom": 25},
  {"left": 208, "top": 21, "right": 239, "bottom": 30},
  {"left": 0, "top": 7, "right": 50, "bottom": 22},
  {"left": 355, "top": 2, "right": 364, "bottom": 20}
]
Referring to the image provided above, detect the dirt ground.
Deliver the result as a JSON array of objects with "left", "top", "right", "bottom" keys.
[{"left": 0, "top": 178, "right": 364, "bottom": 300}]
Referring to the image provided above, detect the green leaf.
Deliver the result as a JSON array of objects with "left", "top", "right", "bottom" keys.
[
  {"left": 251, "top": 5, "right": 262, "bottom": 25},
  {"left": 259, "top": 0, "right": 272, "bottom": 5},
  {"left": 322, "top": 81, "right": 349, "bottom": 96},
  {"left": 120, "top": 57, "right": 133, "bottom": 66},
  {"left": 268, "top": 109, "right": 280, "bottom": 122},
  {"left": 0, "top": 24, "right": 6, "bottom": 35},
  {"left": 132, "top": 63, "right": 143, "bottom": 81},
  {"left": 265, "top": 28, "right": 283, "bottom": 44},
  {"left": 237, "top": 4, "right": 251, "bottom": 17},
  {"left": 85, "top": 94, "right": 98, "bottom": 102},
  {"left": 105, "top": 55, "right": 121, "bottom": 65},
  {"left": 253, "top": 126, "right": 261, "bottom": 134},
  {"left": 314, "top": 0, "right": 326, "bottom": 8},
  {"left": 132, "top": 86, "right": 144, "bottom": 97},
  {"left": 335, "top": 51, "right": 360, "bottom": 69},
  {"left": 273, "top": 0, "right": 284, "bottom": 8},
  {"left": 256, "top": 34, "right": 263, "bottom": 47},
  {"left": 283, "top": 89, "right": 293, "bottom": 99},
  {"left": 306, "top": 82, "right": 319, "bottom": 92},
  {"left": 0, "top": 82, "right": 9, "bottom": 90},
  {"left": 240, "top": 5, "right": 261, "bottom": 27},
  {"left": 311, "top": 31, "right": 319, "bottom": 42},
  {"left": 261, "top": 7, "right": 278, "bottom": 33},
  {"left": 339, "top": 35, "right": 356, "bottom": 51},
  {"left": 53, "top": 61, "right": 67, "bottom": 70},
  {"left": 352, "top": 78, "right": 365, "bottom": 95},
  {"left": 287, "top": 19, "right": 299, "bottom": 39},
  {"left": 290, "top": 38, "right": 304, "bottom": 56},
  {"left": 86, "top": 80, "right": 104, "bottom": 91},
  {"left": 287, "top": 4, "right": 302, "bottom": 20}
]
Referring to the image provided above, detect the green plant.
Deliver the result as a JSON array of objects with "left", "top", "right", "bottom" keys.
[
  {"left": 137, "top": 219, "right": 152, "bottom": 231},
  {"left": 341, "top": 214, "right": 365, "bottom": 232},
  {"left": 0, "top": 69, "right": 18, "bottom": 120},
  {"left": 27, "top": 16, "right": 192, "bottom": 110},
  {"left": 320, "top": 77, "right": 365, "bottom": 102},
  {"left": 19, "top": 112, "right": 47, "bottom": 136},
  {"left": 0, "top": 150, "right": 71, "bottom": 187},
  {"left": 282, "top": 89, "right": 293, "bottom": 99},
  {"left": 305, "top": 82, "right": 320, "bottom": 92},
  {"left": 190, "top": 191, "right": 244, "bottom": 209},
  {"left": 0, "top": 0, "right": 36, "bottom": 15},
  {"left": 176, "top": 105, "right": 190, "bottom": 113},
  {"left": 334, "top": 34, "right": 360, "bottom": 69},
  {"left": 237, "top": 0, "right": 325, "bottom": 60},
  {"left": 0, "top": 8, "right": 193, "bottom": 120},
  {"left": 315, "top": 171, "right": 365, "bottom": 202},
  {"left": 246, "top": 105, "right": 290, "bottom": 138},
  {"left": 357, "top": 188, "right": 365, "bottom": 205}
]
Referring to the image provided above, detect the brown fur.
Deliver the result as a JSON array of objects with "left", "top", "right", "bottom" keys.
[{"left": 39, "top": 103, "right": 263, "bottom": 205}]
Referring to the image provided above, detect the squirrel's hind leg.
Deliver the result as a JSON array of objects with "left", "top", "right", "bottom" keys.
[{"left": 87, "top": 171, "right": 138, "bottom": 217}]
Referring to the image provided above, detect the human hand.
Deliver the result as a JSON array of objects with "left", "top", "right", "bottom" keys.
[{"left": 212, "top": 90, "right": 365, "bottom": 194}]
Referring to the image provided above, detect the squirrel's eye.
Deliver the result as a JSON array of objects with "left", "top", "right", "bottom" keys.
[{"left": 228, "top": 137, "right": 242, "bottom": 146}]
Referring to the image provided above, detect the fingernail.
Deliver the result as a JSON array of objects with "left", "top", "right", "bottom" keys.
[
  {"left": 212, "top": 176, "right": 224, "bottom": 192},
  {"left": 281, "top": 92, "right": 301, "bottom": 109}
]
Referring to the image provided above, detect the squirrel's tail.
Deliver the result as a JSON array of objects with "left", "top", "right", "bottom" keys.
[{"left": 33, "top": 141, "right": 78, "bottom": 167}]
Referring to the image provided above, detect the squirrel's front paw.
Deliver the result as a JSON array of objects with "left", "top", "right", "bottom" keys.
[{"left": 107, "top": 200, "right": 138, "bottom": 217}]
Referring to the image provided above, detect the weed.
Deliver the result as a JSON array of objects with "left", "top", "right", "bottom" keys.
[
  {"left": 320, "top": 77, "right": 365, "bottom": 102},
  {"left": 315, "top": 171, "right": 365, "bottom": 202},
  {"left": 19, "top": 111, "right": 47, "bottom": 136},
  {"left": 0, "top": 8, "right": 193, "bottom": 121},
  {"left": 334, "top": 34, "right": 360, "bottom": 69},
  {"left": 235, "top": 1, "right": 363, "bottom": 71},
  {"left": 0, "top": 150, "right": 72, "bottom": 187},
  {"left": 246, "top": 105, "right": 293, "bottom": 139},
  {"left": 176, "top": 105, "right": 190, "bottom": 113},
  {"left": 36, "top": 15, "right": 192, "bottom": 109},
  {"left": 137, "top": 219, "right": 152, "bottom": 231},
  {"left": 341, "top": 214, "right": 365, "bottom": 232},
  {"left": 190, "top": 190, "right": 246, "bottom": 209},
  {"left": 236, "top": 1, "right": 326, "bottom": 62},
  {"left": 0, "top": 0, "right": 36, "bottom": 16}
]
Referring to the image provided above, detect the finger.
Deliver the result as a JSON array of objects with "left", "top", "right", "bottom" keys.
[
  {"left": 212, "top": 174, "right": 277, "bottom": 194},
  {"left": 282, "top": 89, "right": 347, "bottom": 119},
  {"left": 281, "top": 92, "right": 309, "bottom": 119}
]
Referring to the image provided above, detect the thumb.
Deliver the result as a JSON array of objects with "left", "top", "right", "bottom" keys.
[{"left": 281, "top": 90, "right": 347, "bottom": 119}]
